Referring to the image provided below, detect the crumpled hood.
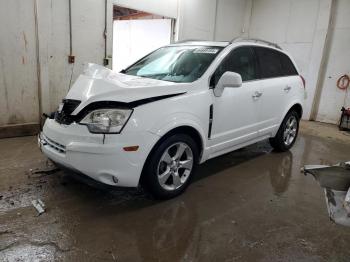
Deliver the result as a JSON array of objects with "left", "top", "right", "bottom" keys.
[{"left": 66, "top": 64, "right": 190, "bottom": 112}]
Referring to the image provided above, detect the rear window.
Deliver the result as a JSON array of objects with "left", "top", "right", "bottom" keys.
[
  {"left": 280, "top": 53, "right": 298, "bottom": 76},
  {"left": 255, "top": 47, "right": 297, "bottom": 79}
]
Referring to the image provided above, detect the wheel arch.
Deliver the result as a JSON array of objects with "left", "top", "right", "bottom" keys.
[
  {"left": 270, "top": 103, "right": 302, "bottom": 151},
  {"left": 288, "top": 103, "right": 303, "bottom": 119},
  {"left": 161, "top": 126, "right": 204, "bottom": 154},
  {"left": 139, "top": 125, "right": 204, "bottom": 185},
  {"left": 272, "top": 102, "right": 303, "bottom": 138}
]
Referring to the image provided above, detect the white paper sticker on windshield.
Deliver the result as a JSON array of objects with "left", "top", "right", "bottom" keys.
[{"left": 193, "top": 48, "right": 219, "bottom": 54}]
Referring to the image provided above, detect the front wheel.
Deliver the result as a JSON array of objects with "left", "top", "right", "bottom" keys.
[
  {"left": 143, "top": 134, "right": 199, "bottom": 199},
  {"left": 269, "top": 110, "right": 300, "bottom": 152}
]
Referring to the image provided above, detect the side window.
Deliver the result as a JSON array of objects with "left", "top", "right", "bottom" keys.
[
  {"left": 279, "top": 53, "right": 298, "bottom": 76},
  {"left": 211, "top": 47, "right": 257, "bottom": 86},
  {"left": 256, "top": 47, "right": 284, "bottom": 78}
]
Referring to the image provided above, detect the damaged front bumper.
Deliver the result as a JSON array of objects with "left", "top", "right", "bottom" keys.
[{"left": 38, "top": 119, "right": 159, "bottom": 188}]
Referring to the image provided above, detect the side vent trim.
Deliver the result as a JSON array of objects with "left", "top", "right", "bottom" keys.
[{"left": 208, "top": 104, "right": 213, "bottom": 139}]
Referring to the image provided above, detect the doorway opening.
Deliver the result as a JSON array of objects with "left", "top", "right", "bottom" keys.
[{"left": 113, "top": 6, "right": 174, "bottom": 72}]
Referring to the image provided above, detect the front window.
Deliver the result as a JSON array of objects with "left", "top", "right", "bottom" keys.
[
  {"left": 123, "top": 46, "right": 223, "bottom": 83},
  {"left": 211, "top": 47, "right": 258, "bottom": 87}
]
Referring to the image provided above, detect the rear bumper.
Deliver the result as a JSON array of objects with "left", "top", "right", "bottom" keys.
[{"left": 39, "top": 119, "right": 159, "bottom": 187}]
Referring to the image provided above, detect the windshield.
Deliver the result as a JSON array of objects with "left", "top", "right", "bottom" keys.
[{"left": 123, "top": 45, "right": 223, "bottom": 83}]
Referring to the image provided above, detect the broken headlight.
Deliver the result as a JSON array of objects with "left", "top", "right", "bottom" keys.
[{"left": 80, "top": 109, "right": 133, "bottom": 134}]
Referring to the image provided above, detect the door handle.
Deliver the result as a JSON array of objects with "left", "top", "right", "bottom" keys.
[
  {"left": 252, "top": 91, "right": 263, "bottom": 99},
  {"left": 284, "top": 86, "right": 292, "bottom": 92}
]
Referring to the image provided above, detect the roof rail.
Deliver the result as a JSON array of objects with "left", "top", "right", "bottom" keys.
[
  {"left": 175, "top": 39, "right": 201, "bottom": 44},
  {"left": 230, "top": 37, "right": 282, "bottom": 50},
  {"left": 174, "top": 39, "right": 230, "bottom": 45}
]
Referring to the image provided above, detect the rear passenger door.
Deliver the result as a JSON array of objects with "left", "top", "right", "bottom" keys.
[{"left": 254, "top": 47, "right": 298, "bottom": 137}]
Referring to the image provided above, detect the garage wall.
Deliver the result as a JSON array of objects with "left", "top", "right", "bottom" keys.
[
  {"left": 177, "top": 0, "right": 250, "bottom": 41},
  {"left": 1, "top": 0, "right": 244, "bottom": 136},
  {"left": 36, "top": 0, "right": 107, "bottom": 115},
  {"left": 0, "top": 0, "right": 222, "bottom": 127},
  {"left": 0, "top": 0, "right": 110, "bottom": 137},
  {"left": 177, "top": 0, "right": 217, "bottom": 40},
  {"left": 1, "top": 0, "right": 349, "bottom": 137},
  {"left": 0, "top": 0, "right": 40, "bottom": 129},
  {"left": 214, "top": 0, "right": 252, "bottom": 41},
  {"left": 247, "top": 0, "right": 333, "bottom": 120},
  {"left": 316, "top": 0, "right": 350, "bottom": 123}
]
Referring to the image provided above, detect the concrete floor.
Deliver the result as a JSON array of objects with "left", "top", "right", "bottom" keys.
[{"left": 1, "top": 121, "right": 350, "bottom": 261}]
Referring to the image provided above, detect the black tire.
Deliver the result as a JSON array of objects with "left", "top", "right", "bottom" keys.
[
  {"left": 269, "top": 110, "right": 300, "bottom": 152},
  {"left": 142, "top": 134, "right": 199, "bottom": 199}
]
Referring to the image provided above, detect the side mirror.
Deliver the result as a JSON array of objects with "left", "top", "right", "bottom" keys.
[{"left": 213, "top": 72, "right": 242, "bottom": 97}]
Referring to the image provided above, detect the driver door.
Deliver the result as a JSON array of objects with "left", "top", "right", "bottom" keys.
[{"left": 208, "top": 47, "right": 261, "bottom": 157}]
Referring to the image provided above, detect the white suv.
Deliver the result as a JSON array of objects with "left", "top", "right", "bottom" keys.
[{"left": 39, "top": 39, "right": 305, "bottom": 199}]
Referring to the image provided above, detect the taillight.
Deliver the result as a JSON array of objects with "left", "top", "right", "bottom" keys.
[{"left": 300, "top": 75, "right": 306, "bottom": 88}]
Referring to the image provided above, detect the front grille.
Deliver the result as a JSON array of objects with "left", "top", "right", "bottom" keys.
[
  {"left": 42, "top": 134, "right": 66, "bottom": 154},
  {"left": 55, "top": 99, "right": 81, "bottom": 125}
]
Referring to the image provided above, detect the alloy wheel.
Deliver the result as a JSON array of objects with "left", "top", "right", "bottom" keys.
[
  {"left": 157, "top": 142, "right": 194, "bottom": 191},
  {"left": 283, "top": 115, "right": 298, "bottom": 146}
]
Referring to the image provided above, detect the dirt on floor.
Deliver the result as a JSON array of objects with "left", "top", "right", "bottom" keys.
[
  {"left": 300, "top": 120, "right": 350, "bottom": 145},
  {"left": 0, "top": 121, "right": 350, "bottom": 261}
]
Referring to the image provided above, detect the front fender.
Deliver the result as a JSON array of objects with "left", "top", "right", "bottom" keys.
[{"left": 148, "top": 112, "right": 208, "bottom": 155}]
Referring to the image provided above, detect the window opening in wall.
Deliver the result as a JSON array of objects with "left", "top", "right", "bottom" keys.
[{"left": 113, "top": 6, "right": 174, "bottom": 72}]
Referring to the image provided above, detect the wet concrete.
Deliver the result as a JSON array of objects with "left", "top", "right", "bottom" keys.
[{"left": 1, "top": 121, "right": 350, "bottom": 261}]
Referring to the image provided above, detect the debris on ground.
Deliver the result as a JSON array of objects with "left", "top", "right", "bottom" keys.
[
  {"left": 31, "top": 199, "right": 46, "bottom": 215},
  {"left": 303, "top": 162, "right": 350, "bottom": 227},
  {"left": 29, "top": 167, "right": 59, "bottom": 177}
]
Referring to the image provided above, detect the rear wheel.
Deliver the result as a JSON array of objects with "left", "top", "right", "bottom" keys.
[
  {"left": 269, "top": 110, "right": 299, "bottom": 152},
  {"left": 143, "top": 134, "right": 199, "bottom": 199}
]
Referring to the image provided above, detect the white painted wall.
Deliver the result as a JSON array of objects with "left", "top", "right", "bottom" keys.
[
  {"left": 38, "top": 0, "right": 107, "bottom": 114},
  {"left": 316, "top": 0, "right": 350, "bottom": 123},
  {"left": 248, "top": 0, "right": 333, "bottom": 120},
  {"left": 176, "top": 0, "right": 249, "bottom": 41},
  {"left": 0, "top": 0, "right": 39, "bottom": 126},
  {"left": 177, "top": 0, "right": 217, "bottom": 40},
  {"left": 113, "top": 19, "right": 172, "bottom": 71},
  {"left": 214, "top": 0, "right": 252, "bottom": 41}
]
